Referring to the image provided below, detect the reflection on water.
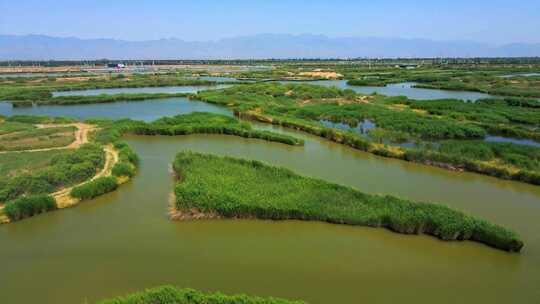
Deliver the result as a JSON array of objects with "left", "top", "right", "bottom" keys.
[
  {"left": 485, "top": 135, "right": 540, "bottom": 148},
  {"left": 0, "top": 97, "right": 232, "bottom": 121},
  {"left": 319, "top": 119, "right": 375, "bottom": 137}
]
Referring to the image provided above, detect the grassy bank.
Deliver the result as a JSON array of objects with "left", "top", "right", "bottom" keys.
[
  {"left": 172, "top": 151, "right": 524, "bottom": 252},
  {"left": 98, "top": 286, "right": 305, "bottom": 304},
  {"left": 91, "top": 112, "right": 304, "bottom": 146},
  {"left": 132, "top": 112, "right": 303, "bottom": 145},
  {"left": 11, "top": 92, "right": 191, "bottom": 107}
]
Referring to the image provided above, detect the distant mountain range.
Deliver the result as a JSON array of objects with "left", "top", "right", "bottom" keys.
[{"left": 1, "top": 34, "right": 539, "bottom": 60}]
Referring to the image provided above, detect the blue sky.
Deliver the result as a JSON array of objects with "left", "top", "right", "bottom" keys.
[{"left": 1, "top": 0, "right": 539, "bottom": 44}]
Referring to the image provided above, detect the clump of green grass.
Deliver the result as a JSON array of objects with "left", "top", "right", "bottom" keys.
[
  {"left": 6, "top": 115, "right": 75, "bottom": 124},
  {"left": 173, "top": 151, "right": 524, "bottom": 252},
  {"left": 97, "top": 285, "right": 305, "bottom": 304},
  {"left": 110, "top": 141, "right": 139, "bottom": 179},
  {"left": 11, "top": 92, "right": 191, "bottom": 106},
  {"left": 0, "top": 121, "right": 36, "bottom": 135}
]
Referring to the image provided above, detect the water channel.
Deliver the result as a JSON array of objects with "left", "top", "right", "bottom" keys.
[{"left": 0, "top": 97, "right": 539, "bottom": 303}]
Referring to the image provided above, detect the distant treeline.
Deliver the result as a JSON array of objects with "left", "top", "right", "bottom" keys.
[{"left": 3, "top": 57, "right": 540, "bottom": 67}]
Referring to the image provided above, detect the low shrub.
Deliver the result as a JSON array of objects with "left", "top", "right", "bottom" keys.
[
  {"left": 70, "top": 176, "right": 118, "bottom": 200},
  {"left": 112, "top": 163, "right": 136, "bottom": 178},
  {"left": 4, "top": 195, "right": 57, "bottom": 221},
  {"left": 98, "top": 286, "right": 305, "bottom": 304}
]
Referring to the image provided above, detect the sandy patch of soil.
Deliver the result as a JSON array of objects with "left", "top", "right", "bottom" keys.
[{"left": 297, "top": 71, "right": 343, "bottom": 79}]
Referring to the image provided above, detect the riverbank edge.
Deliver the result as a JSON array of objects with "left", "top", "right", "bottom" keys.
[{"left": 232, "top": 110, "right": 540, "bottom": 186}]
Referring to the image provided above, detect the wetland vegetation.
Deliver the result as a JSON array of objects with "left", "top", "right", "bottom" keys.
[
  {"left": 0, "top": 143, "right": 105, "bottom": 203},
  {"left": 0, "top": 73, "right": 216, "bottom": 98},
  {"left": 196, "top": 82, "right": 540, "bottom": 184},
  {"left": 98, "top": 286, "right": 305, "bottom": 304},
  {"left": 1, "top": 60, "right": 539, "bottom": 303},
  {"left": 0, "top": 112, "right": 301, "bottom": 222},
  {"left": 172, "top": 151, "right": 523, "bottom": 252},
  {"left": 11, "top": 92, "right": 191, "bottom": 107},
  {"left": 91, "top": 112, "right": 303, "bottom": 146}
]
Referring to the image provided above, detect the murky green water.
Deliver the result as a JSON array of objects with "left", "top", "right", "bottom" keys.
[{"left": 0, "top": 100, "right": 539, "bottom": 304}]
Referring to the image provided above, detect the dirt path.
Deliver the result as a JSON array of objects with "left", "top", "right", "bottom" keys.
[
  {"left": 54, "top": 144, "right": 119, "bottom": 208},
  {"left": 0, "top": 123, "right": 95, "bottom": 155},
  {"left": 0, "top": 143, "right": 120, "bottom": 223}
]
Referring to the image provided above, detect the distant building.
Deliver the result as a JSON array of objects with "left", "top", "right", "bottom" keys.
[
  {"left": 396, "top": 64, "right": 419, "bottom": 69},
  {"left": 107, "top": 63, "right": 126, "bottom": 68}
]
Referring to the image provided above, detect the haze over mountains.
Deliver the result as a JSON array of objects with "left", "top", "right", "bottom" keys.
[{"left": 1, "top": 34, "right": 539, "bottom": 60}]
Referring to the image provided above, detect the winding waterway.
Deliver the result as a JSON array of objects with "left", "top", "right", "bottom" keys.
[
  {"left": 39, "top": 78, "right": 496, "bottom": 101},
  {"left": 280, "top": 80, "right": 495, "bottom": 101},
  {"left": 0, "top": 98, "right": 539, "bottom": 304},
  {"left": 0, "top": 97, "right": 231, "bottom": 121}
]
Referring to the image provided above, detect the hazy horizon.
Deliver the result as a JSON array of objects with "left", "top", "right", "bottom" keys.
[
  {"left": 1, "top": 0, "right": 539, "bottom": 45},
  {"left": 2, "top": 33, "right": 537, "bottom": 46}
]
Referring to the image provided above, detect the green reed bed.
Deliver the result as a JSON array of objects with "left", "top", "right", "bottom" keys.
[
  {"left": 129, "top": 112, "right": 304, "bottom": 146},
  {"left": 98, "top": 286, "right": 305, "bottom": 304},
  {"left": 172, "top": 151, "right": 524, "bottom": 252},
  {"left": 89, "top": 113, "right": 303, "bottom": 147},
  {"left": 195, "top": 83, "right": 540, "bottom": 185}
]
